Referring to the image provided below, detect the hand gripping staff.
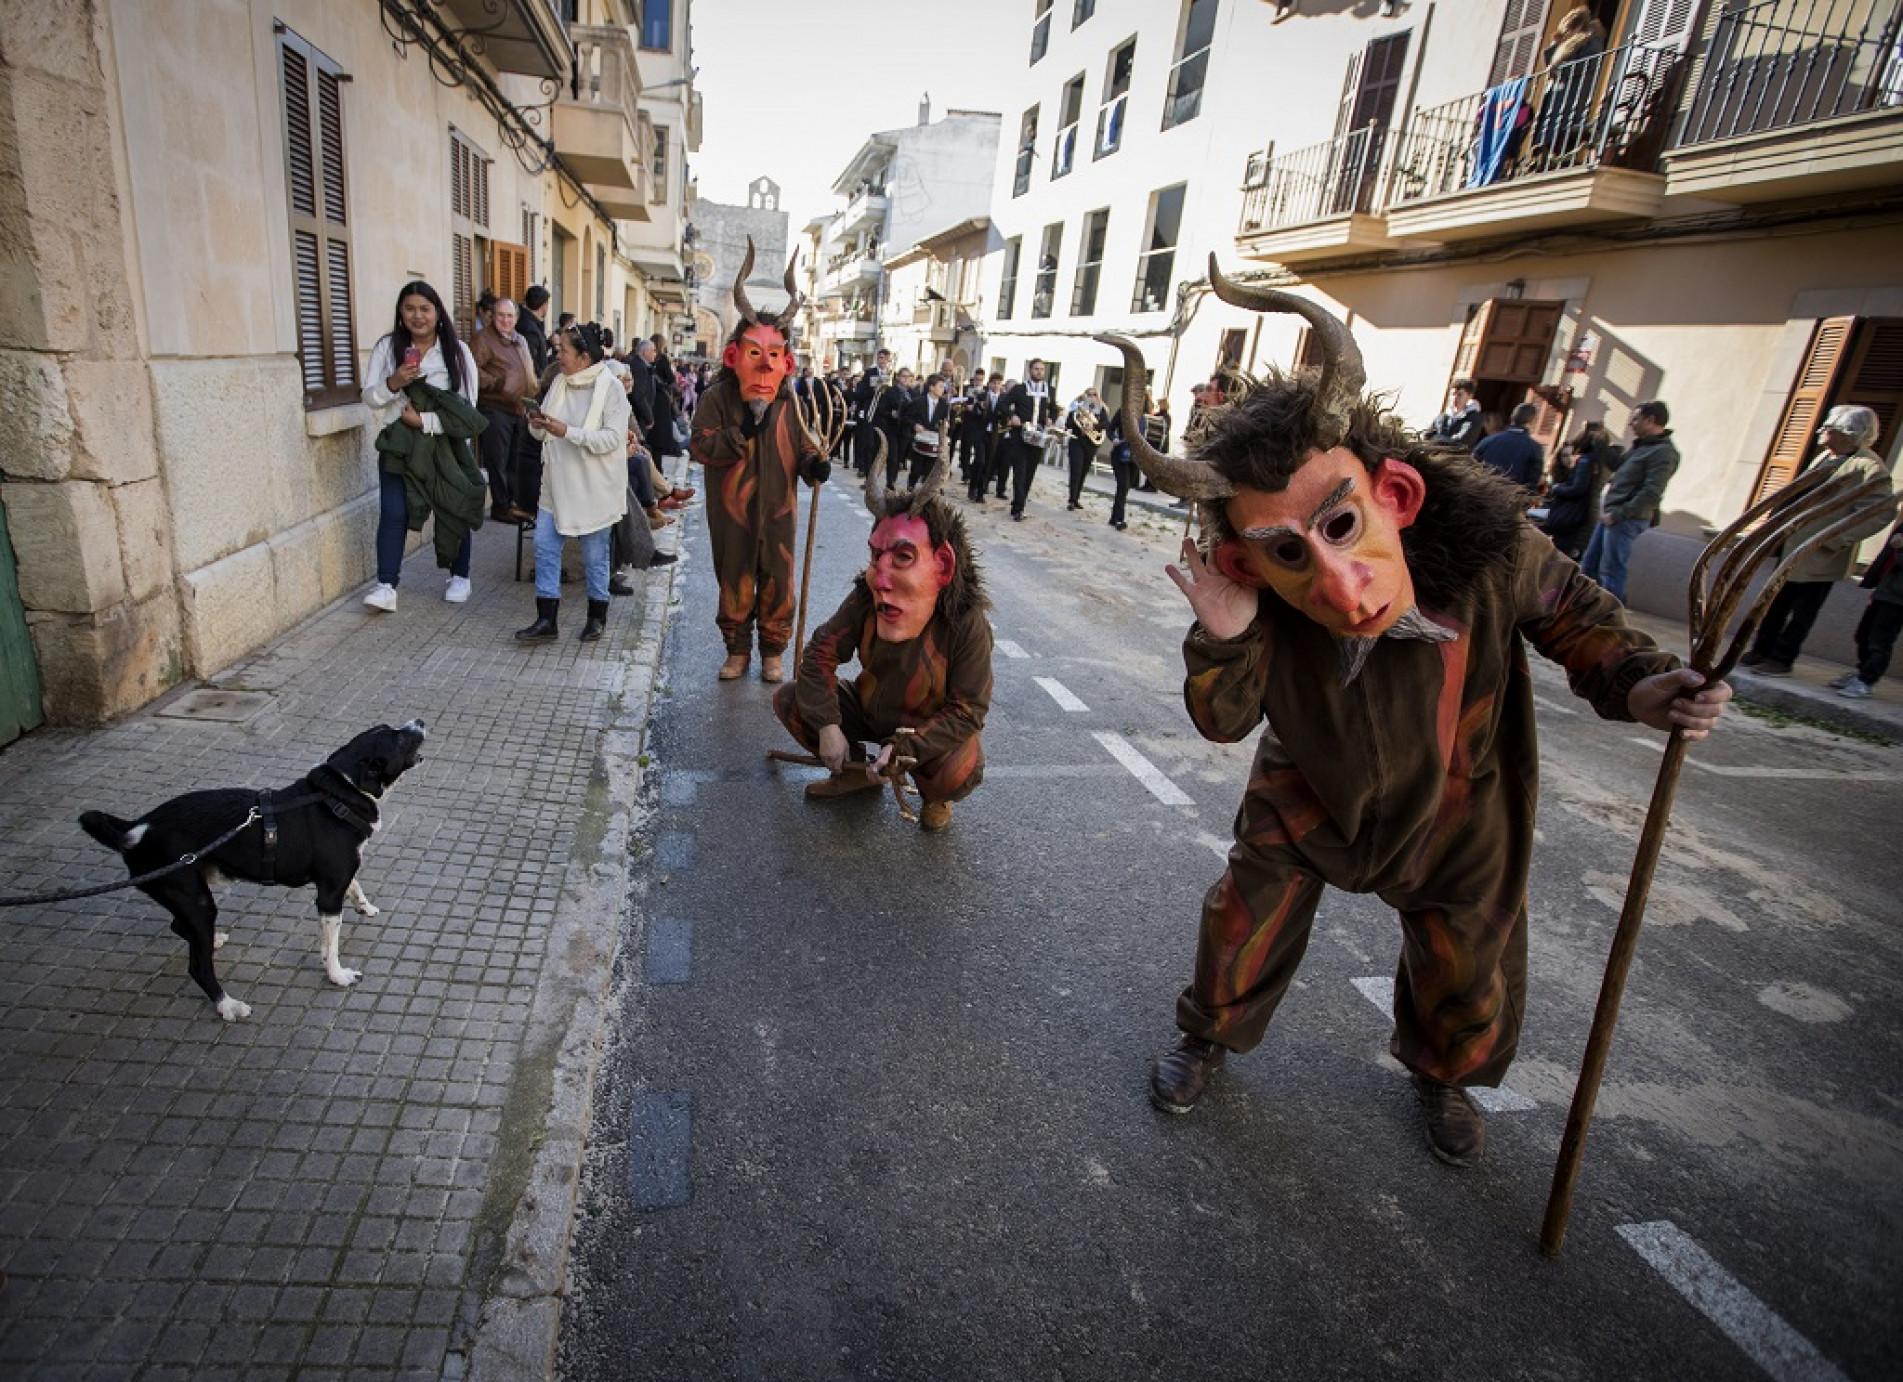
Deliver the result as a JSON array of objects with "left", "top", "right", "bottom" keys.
[
  {"left": 1539, "top": 465, "right": 1901, "bottom": 1256},
  {"left": 766, "top": 727, "right": 923, "bottom": 824}
]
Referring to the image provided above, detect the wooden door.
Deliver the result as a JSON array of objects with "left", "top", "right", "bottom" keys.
[
  {"left": 1749, "top": 316, "right": 1854, "bottom": 504},
  {"left": 0, "top": 490, "right": 44, "bottom": 747}
]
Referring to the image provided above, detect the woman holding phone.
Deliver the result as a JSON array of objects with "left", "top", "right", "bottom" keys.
[
  {"left": 360, "top": 281, "right": 480, "bottom": 611},
  {"left": 515, "top": 322, "right": 630, "bottom": 644}
]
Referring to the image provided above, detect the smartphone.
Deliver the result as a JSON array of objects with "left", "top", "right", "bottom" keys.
[
  {"left": 520, "top": 396, "right": 544, "bottom": 416},
  {"left": 402, "top": 345, "right": 422, "bottom": 368}
]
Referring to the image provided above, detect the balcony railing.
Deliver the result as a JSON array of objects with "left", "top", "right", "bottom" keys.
[
  {"left": 1384, "top": 37, "right": 1683, "bottom": 207},
  {"left": 1676, "top": 0, "right": 1903, "bottom": 147},
  {"left": 1238, "top": 124, "right": 1388, "bottom": 234}
]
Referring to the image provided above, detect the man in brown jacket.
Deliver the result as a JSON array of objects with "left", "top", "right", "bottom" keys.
[{"left": 473, "top": 298, "right": 538, "bottom": 522}]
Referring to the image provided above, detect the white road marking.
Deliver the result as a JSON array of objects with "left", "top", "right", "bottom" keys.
[
  {"left": 980, "top": 763, "right": 1126, "bottom": 779},
  {"left": 1627, "top": 738, "right": 1902, "bottom": 780},
  {"left": 1036, "top": 677, "right": 1090, "bottom": 712},
  {"left": 1616, "top": 1221, "right": 1848, "bottom": 1382},
  {"left": 1349, "top": 976, "right": 1537, "bottom": 1111},
  {"left": 995, "top": 639, "right": 1029, "bottom": 659},
  {"left": 1533, "top": 694, "right": 1578, "bottom": 716},
  {"left": 1091, "top": 731, "right": 1194, "bottom": 806}
]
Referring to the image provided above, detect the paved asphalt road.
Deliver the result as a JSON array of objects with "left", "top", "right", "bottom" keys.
[{"left": 557, "top": 468, "right": 1902, "bottom": 1381}]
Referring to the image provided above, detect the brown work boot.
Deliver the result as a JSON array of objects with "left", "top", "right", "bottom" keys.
[
  {"left": 1412, "top": 1075, "right": 1487, "bottom": 1167},
  {"left": 804, "top": 769, "right": 882, "bottom": 800},
  {"left": 718, "top": 652, "right": 750, "bottom": 681},
  {"left": 1149, "top": 1035, "right": 1226, "bottom": 1115},
  {"left": 759, "top": 654, "right": 784, "bottom": 683},
  {"left": 919, "top": 800, "right": 952, "bottom": 831}
]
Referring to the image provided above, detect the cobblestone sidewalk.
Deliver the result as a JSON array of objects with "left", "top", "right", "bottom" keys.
[{"left": 0, "top": 499, "right": 683, "bottom": 1381}]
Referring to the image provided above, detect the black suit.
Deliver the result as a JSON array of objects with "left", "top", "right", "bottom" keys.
[
  {"left": 851, "top": 371, "right": 885, "bottom": 475},
  {"left": 905, "top": 392, "right": 950, "bottom": 487},
  {"left": 958, "top": 387, "right": 993, "bottom": 493},
  {"left": 1066, "top": 403, "right": 1109, "bottom": 508},
  {"left": 876, "top": 385, "right": 913, "bottom": 487},
  {"left": 998, "top": 382, "right": 1057, "bottom": 517}
]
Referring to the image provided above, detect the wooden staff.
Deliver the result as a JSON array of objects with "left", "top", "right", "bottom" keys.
[
  {"left": 1539, "top": 468, "right": 1900, "bottom": 1256},
  {"left": 789, "top": 380, "right": 846, "bottom": 671}
]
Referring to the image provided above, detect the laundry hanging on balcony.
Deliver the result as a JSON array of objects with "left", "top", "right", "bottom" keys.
[{"left": 1468, "top": 76, "right": 1532, "bottom": 189}]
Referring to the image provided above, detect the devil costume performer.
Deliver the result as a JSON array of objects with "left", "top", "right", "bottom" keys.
[
  {"left": 774, "top": 434, "right": 993, "bottom": 833},
  {"left": 1102, "top": 258, "right": 1730, "bottom": 1167},
  {"left": 690, "top": 241, "right": 825, "bottom": 683}
]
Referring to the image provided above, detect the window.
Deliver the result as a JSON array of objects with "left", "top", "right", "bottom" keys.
[
  {"left": 1030, "top": 0, "right": 1053, "bottom": 64},
  {"left": 279, "top": 27, "right": 357, "bottom": 409},
  {"left": 1163, "top": 0, "right": 1218, "bottom": 131},
  {"left": 998, "top": 237, "right": 1022, "bottom": 320},
  {"left": 1053, "top": 74, "right": 1085, "bottom": 178},
  {"left": 651, "top": 125, "right": 669, "bottom": 205},
  {"left": 1070, "top": 208, "right": 1108, "bottom": 316},
  {"left": 641, "top": 0, "right": 672, "bottom": 51},
  {"left": 1074, "top": 0, "right": 1097, "bottom": 23},
  {"left": 1014, "top": 105, "right": 1039, "bottom": 197},
  {"left": 1752, "top": 316, "right": 1903, "bottom": 503},
  {"left": 449, "top": 129, "right": 493, "bottom": 342},
  {"left": 1031, "top": 222, "right": 1062, "bottom": 319},
  {"left": 1131, "top": 183, "right": 1185, "bottom": 313},
  {"left": 1329, "top": 32, "right": 1409, "bottom": 214},
  {"left": 1096, "top": 38, "right": 1135, "bottom": 158}
]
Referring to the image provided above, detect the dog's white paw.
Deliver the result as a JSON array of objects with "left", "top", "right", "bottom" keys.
[
  {"left": 353, "top": 900, "right": 380, "bottom": 917},
  {"left": 327, "top": 966, "right": 362, "bottom": 988},
  {"left": 216, "top": 995, "right": 251, "bottom": 1022},
  {"left": 213, "top": 931, "right": 229, "bottom": 950}
]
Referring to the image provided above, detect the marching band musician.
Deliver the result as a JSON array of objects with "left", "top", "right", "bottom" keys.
[
  {"left": 1065, "top": 387, "right": 1111, "bottom": 512},
  {"left": 999, "top": 359, "right": 1057, "bottom": 522}
]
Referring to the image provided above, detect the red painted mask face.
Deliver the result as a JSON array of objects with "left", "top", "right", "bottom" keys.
[
  {"left": 865, "top": 515, "right": 954, "bottom": 643},
  {"left": 1213, "top": 449, "right": 1426, "bottom": 637},
  {"left": 723, "top": 323, "right": 793, "bottom": 401}
]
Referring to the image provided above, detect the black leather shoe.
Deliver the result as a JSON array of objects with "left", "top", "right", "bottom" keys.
[
  {"left": 648, "top": 551, "right": 679, "bottom": 568},
  {"left": 609, "top": 572, "right": 635, "bottom": 597},
  {"left": 1149, "top": 1036, "right": 1226, "bottom": 1114},
  {"left": 1412, "top": 1075, "right": 1487, "bottom": 1167}
]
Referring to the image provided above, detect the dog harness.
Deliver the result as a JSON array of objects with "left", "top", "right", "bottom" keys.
[{"left": 253, "top": 770, "right": 378, "bottom": 886}]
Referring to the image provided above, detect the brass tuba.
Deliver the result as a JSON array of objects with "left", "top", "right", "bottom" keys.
[{"left": 1075, "top": 404, "right": 1107, "bottom": 447}]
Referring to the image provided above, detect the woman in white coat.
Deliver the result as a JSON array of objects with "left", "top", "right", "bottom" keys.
[{"left": 516, "top": 322, "right": 631, "bottom": 643}]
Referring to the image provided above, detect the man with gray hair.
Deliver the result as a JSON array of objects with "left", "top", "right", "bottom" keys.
[{"left": 1741, "top": 403, "right": 1896, "bottom": 675}]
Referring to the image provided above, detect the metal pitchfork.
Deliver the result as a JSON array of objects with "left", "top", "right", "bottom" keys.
[
  {"left": 1540, "top": 464, "right": 1900, "bottom": 1258},
  {"left": 766, "top": 727, "right": 922, "bottom": 824},
  {"left": 789, "top": 380, "right": 848, "bottom": 672}
]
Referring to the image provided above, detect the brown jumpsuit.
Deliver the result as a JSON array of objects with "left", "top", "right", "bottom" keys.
[
  {"left": 1177, "top": 525, "right": 1677, "bottom": 1087},
  {"left": 774, "top": 582, "right": 992, "bottom": 804},
  {"left": 690, "top": 379, "right": 818, "bottom": 657}
]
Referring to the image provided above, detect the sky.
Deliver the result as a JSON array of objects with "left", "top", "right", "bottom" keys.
[{"left": 686, "top": 0, "right": 1023, "bottom": 232}]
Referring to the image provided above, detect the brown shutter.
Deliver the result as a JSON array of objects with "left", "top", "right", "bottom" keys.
[
  {"left": 1836, "top": 318, "right": 1903, "bottom": 459},
  {"left": 280, "top": 31, "right": 357, "bottom": 409},
  {"left": 1451, "top": 301, "right": 1494, "bottom": 381},
  {"left": 487, "top": 242, "right": 530, "bottom": 304},
  {"left": 1474, "top": 300, "right": 1563, "bottom": 381},
  {"left": 1751, "top": 316, "right": 1854, "bottom": 504},
  {"left": 452, "top": 232, "right": 474, "bottom": 340},
  {"left": 1488, "top": 0, "right": 1547, "bottom": 87}
]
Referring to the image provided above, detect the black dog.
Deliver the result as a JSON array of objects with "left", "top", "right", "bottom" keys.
[{"left": 80, "top": 720, "right": 428, "bottom": 1021}]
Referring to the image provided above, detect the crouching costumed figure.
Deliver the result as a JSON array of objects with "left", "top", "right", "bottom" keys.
[
  {"left": 1106, "top": 259, "right": 1730, "bottom": 1168},
  {"left": 774, "top": 437, "right": 992, "bottom": 833},
  {"left": 690, "top": 240, "right": 827, "bottom": 683}
]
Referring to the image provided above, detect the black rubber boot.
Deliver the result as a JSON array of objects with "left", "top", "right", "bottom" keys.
[
  {"left": 515, "top": 597, "right": 559, "bottom": 643},
  {"left": 579, "top": 598, "right": 609, "bottom": 642}
]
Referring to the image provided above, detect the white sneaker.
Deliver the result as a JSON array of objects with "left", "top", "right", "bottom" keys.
[
  {"left": 444, "top": 576, "right": 471, "bottom": 604},
  {"left": 1837, "top": 678, "right": 1874, "bottom": 699},
  {"left": 362, "top": 583, "right": 397, "bottom": 613},
  {"left": 1826, "top": 671, "right": 1857, "bottom": 690}
]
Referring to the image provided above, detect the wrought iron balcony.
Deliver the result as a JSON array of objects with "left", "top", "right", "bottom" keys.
[
  {"left": 1679, "top": 0, "right": 1902, "bottom": 146},
  {"left": 554, "top": 25, "right": 646, "bottom": 205},
  {"left": 1234, "top": 125, "right": 1403, "bottom": 261}
]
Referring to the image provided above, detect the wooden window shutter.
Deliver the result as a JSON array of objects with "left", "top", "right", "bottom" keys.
[
  {"left": 1750, "top": 317, "right": 1854, "bottom": 504},
  {"left": 487, "top": 242, "right": 530, "bottom": 305},
  {"left": 452, "top": 232, "right": 474, "bottom": 340},
  {"left": 1451, "top": 301, "right": 1495, "bottom": 381},
  {"left": 280, "top": 30, "right": 357, "bottom": 410},
  {"left": 1474, "top": 299, "right": 1563, "bottom": 382},
  {"left": 1836, "top": 318, "right": 1903, "bottom": 460},
  {"left": 1488, "top": 0, "right": 1546, "bottom": 88}
]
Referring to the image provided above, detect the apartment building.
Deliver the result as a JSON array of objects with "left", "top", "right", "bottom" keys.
[
  {"left": 0, "top": 0, "right": 695, "bottom": 740},
  {"left": 813, "top": 104, "right": 1001, "bottom": 374},
  {"left": 985, "top": 0, "right": 1900, "bottom": 566}
]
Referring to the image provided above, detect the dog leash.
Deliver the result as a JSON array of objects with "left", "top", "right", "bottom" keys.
[{"left": 0, "top": 788, "right": 339, "bottom": 908}]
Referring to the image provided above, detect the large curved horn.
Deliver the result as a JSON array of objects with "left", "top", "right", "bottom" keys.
[
  {"left": 909, "top": 415, "right": 952, "bottom": 515},
  {"left": 779, "top": 251, "right": 804, "bottom": 326},
  {"left": 1207, "top": 252, "right": 1365, "bottom": 446},
  {"left": 731, "top": 236, "right": 759, "bottom": 326},
  {"left": 864, "top": 432, "right": 889, "bottom": 516},
  {"left": 1093, "top": 334, "right": 1233, "bottom": 502}
]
